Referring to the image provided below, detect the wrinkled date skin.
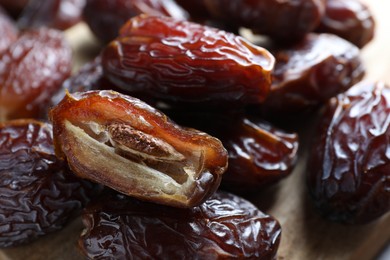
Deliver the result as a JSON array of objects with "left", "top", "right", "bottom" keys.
[
  {"left": 83, "top": 0, "right": 189, "bottom": 43},
  {"left": 307, "top": 82, "right": 390, "bottom": 224},
  {"left": 0, "top": 7, "right": 18, "bottom": 53},
  {"left": 79, "top": 191, "right": 281, "bottom": 259},
  {"left": 260, "top": 33, "right": 364, "bottom": 116},
  {"left": 204, "top": 0, "right": 325, "bottom": 41},
  {"left": 102, "top": 15, "right": 274, "bottom": 107},
  {"left": 18, "top": 0, "right": 86, "bottom": 30},
  {"left": 0, "top": 119, "right": 100, "bottom": 247},
  {"left": 50, "top": 90, "right": 228, "bottom": 208},
  {"left": 316, "top": 0, "right": 375, "bottom": 48},
  {"left": 0, "top": 28, "right": 72, "bottom": 122}
]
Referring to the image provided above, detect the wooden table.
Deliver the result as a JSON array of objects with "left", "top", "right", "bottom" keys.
[{"left": 1, "top": 0, "right": 390, "bottom": 259}]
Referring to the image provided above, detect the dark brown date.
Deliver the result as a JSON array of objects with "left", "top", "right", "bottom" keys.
[
  {"left": 0, "top": 0, "right": 28, "bottom": 16},
  {"left": 175, "top": 0, "right": 211, "bottom": 20},
  {"left": 260, "top": 33, "right": 364, "bottom": 116},
  {"left": 0, "top": 28, "right": 72, "bottom": 121},
  {"left": 50, "top": 90, "right": 228, "bottom": 208},
  {"left": 0, "top": 6, "right": 18, "bottom": 53},
  {"left": 316, "top": 0, "right": 375, "bottom": 48},
  {"left": 307, "top": 82, "right": 390, "bottom": 224},
  {"left": 0, "top": 119, "right": 100, "bottom": 247},
  {"left": 83, "top": 0, "right": 189, "bottom": 43},
  {"left": 79, "top": 190, "right": 281, "bottom": 259},
  {"left": 102, "top": 15, "right": 274, "bottom": 107},
  {"left": 18, "top": 0, "right": 86, "bottom": 30},
  {"left": 204, "top": 0, "right": 325, "bottom": 41}
]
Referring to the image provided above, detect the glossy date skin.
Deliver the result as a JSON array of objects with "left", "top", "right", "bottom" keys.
[
  {"left": 79, "top": 191, "right": 281, "bottom": 259},
  {"left": 18, "top": 0, "right": 86, "bottom": 30},
  {"left": 0, "top": 119, "right": 100, "bottom": 247},
  {"left": 50, "top": 90, "right": 228, "bottom": 208},
  {"left": 316, "top": 0, "right": 375, "bottom": 48},
  {"left": 204, "top": 0, "right": 325, "bottom": 41},
  {"left": 102, "top": 15, "right": 274, "bottom": 107},
  {"left": 307, "top": 82, "right": 390, "bottom": 224},
  {"left": 0, "top": 7, "right": 18, "bottom": 53},
  {"left": 260, "top": 33, "right": 364, "bottom": 116},
  {"left": 83, "top": 0, "right": 188, "bottom": 43},
  {"left": 0, "top": 28, "right": 72, "bottom": 122}
]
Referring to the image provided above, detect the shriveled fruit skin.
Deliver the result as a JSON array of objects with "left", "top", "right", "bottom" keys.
[
  {"left": 102, "top": 15, "right": 274, "bottom": 107},
  {"left": 0, "top": 7, "right": 18, "bottom": 53},
  {"left": 79, "top": 191, "right": 281, "bottom": 260},
  {"left": 204, "top": 0, "right": 325, "bottom": 41},
  {"left": 260, "top": 33, "right": 364, "bottom": 116},
  {"left": 0, "top": 119, "right": 100, "bottom": 247},
  {"left": 0, "top": 28, "right": 72, "bottom": 122},
  {"left": 49, "top": 90, "right": 228, "bottom": 208},
  {"left": 307, "top": 82, "right": 390, "bottom": 224},
  {"left": 316, "top": 0, "right": 375, "bottom": 48},
  {"left": 83, "top": 0, "right": 189, "bottom": 43}
]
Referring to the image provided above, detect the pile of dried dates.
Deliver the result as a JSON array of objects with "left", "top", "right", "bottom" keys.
[{"left": 0, "top": 0, "right": 388, "bottom": 258}]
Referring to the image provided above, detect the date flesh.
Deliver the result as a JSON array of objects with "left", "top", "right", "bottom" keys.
[
  {"left": 204, "top": 0, "right": 325, "bottom": 41},
  {"left": 0, "top": 28, "right": 72, "bottom": 121},
  {"left": 49, "top": 90, "right": 228, "bottom": 208},
  {"left": 307, "top": 82, "right": 390, "bottom": 224},
  {"left": 17, "top": 0, "right": 86, "bottom": 30},
  {"left": 102, "top": 15, "right": 274, "bottom": 107},
  {"left": 83, "top": 0, "right": 189, "bottom": 43},
  {"left": 316, "top": 0, "right": 375, "bottom": 48},
  {"left": 79, "top": 190, "right": 281, "bottom": 259},
  {"left": 260, "top": 33, "right": 364, "bottom": 116},
  {"left": 0, "top": 119, "right": 100, "bottom": 247},
  {"left": 0, "top": 7, "right": 18, "bottom": 53}
]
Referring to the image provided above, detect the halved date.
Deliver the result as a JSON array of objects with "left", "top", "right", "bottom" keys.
[
  {"left": 49, "top": 90, "right": 228, "bottom": 208},
  {"left": 316, "top": 0, "right": 375, "bottom": 48},
  {"left": 307, "top": 82, "right": 390, "bottom": 224},
  {"left": 102, "top": 15, "right": 274, "bottom": 107},
  {"left": 260, "top": 33, "right": 364, "bottom": 116},
  {"left": 0, "top": 119, "right": 100, "bottom": 247},
  {"left": 0, "top": 7, "right": 18, "bottom": 53},
  {"left": 0, "top": 28, "right": 72, "bottom": 121},
  {"left": 83, "top": 0, "right": 189, "bottom": 43},
  {"left": 79, "top": 190, "right": 281, "bottom": 259}
]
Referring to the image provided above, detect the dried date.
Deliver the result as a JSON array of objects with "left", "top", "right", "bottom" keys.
[
  {"left": 0, "top": 119, "right": 100, "bottom": 247},
  {"left": 307, "top": 82, "right": 390, "bottom": 224},
  {"left": 0, "top": 28, "right": 72, "bottom": 121},
  {"left": 78, "top": 190, "right": 281, "bottom": 259},
  {"left": 204, "top": 0, "right": 325, "bottom": 41},
  {"left": 316, "top": 0, "right": 375, "bottom": 48},
  {"left": 0, "top": 0, "right": 28, "bottom": 16},
  {"left": 83, "top": 0, "right": 189, "bottom": 43},
  {"left": 102, "top": 15, "right": 274, "bottom": 107},
  {"left": 260, "top": 33, "right": 364, "bottom": 116},
  {"left": 0, "top": 6, "right": 18, "bottom": 53},
  {"left": 49, "top": 90, "right": 228, "bottom": 208}
]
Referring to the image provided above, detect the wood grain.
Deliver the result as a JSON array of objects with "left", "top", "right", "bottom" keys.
[{"left": 1, "top": 0, "right": 389, "bottom": 259}]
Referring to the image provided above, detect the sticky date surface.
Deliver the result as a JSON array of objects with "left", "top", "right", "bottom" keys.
[
  {"left": 307, "top": 82, "right": 390, "bottom": 224},
  {"left": 0, "top": 120, "right": 99, "bottom": 247},
  {"left": 79, "top": 191, "right": 281, "bottom": 259},
  {"left": 102, "top": 15, "right": 274, "bottom": 107},
  {"left": 50, "top": 90, "right": 228, "bottom": 208}
]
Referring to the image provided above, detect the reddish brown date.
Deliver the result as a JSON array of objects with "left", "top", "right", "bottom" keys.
[
  {"left": 102, "top": 15, "right": 274, "bottom": 107},
  {"left": 18, "top": 0, "right": 86, "bottom": 30},
  {"left": 316, "top": 0, "right": 375, "bottom": 48},
  {"left": 50, "top": 90, "right": 228, "bottom": 208},
  {"left": 0, "top": 28, "right": 72, "bottom": 121},
  {"left": 83, "top": 0, "right": 188, "bottom": 43},
  {"left": 0, "top": 7, "right": 18, "bottom": 53},
  {"left": 0, "top": 119, "right": 100, "bottom": 247},
  {"left": 260, "top": 33, "right": 364, "bottom": 116},
  {"left": 204, "top": 0, "right": 325, "bottom": 41},
  {"left": 79, "top": 191, "right": 281, "bottom": 259},
  {"left": 307, "top": 82, "right": 390, "bottom": 224}
]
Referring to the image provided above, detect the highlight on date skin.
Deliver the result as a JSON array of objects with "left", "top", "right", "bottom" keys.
[{"left": 49, "top": 90, "right": 228, "bottom": 208}]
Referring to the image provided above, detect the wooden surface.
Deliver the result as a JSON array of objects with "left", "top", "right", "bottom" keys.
[{"left": 1, "top": 0, "right": 390, "bottom": 259}]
